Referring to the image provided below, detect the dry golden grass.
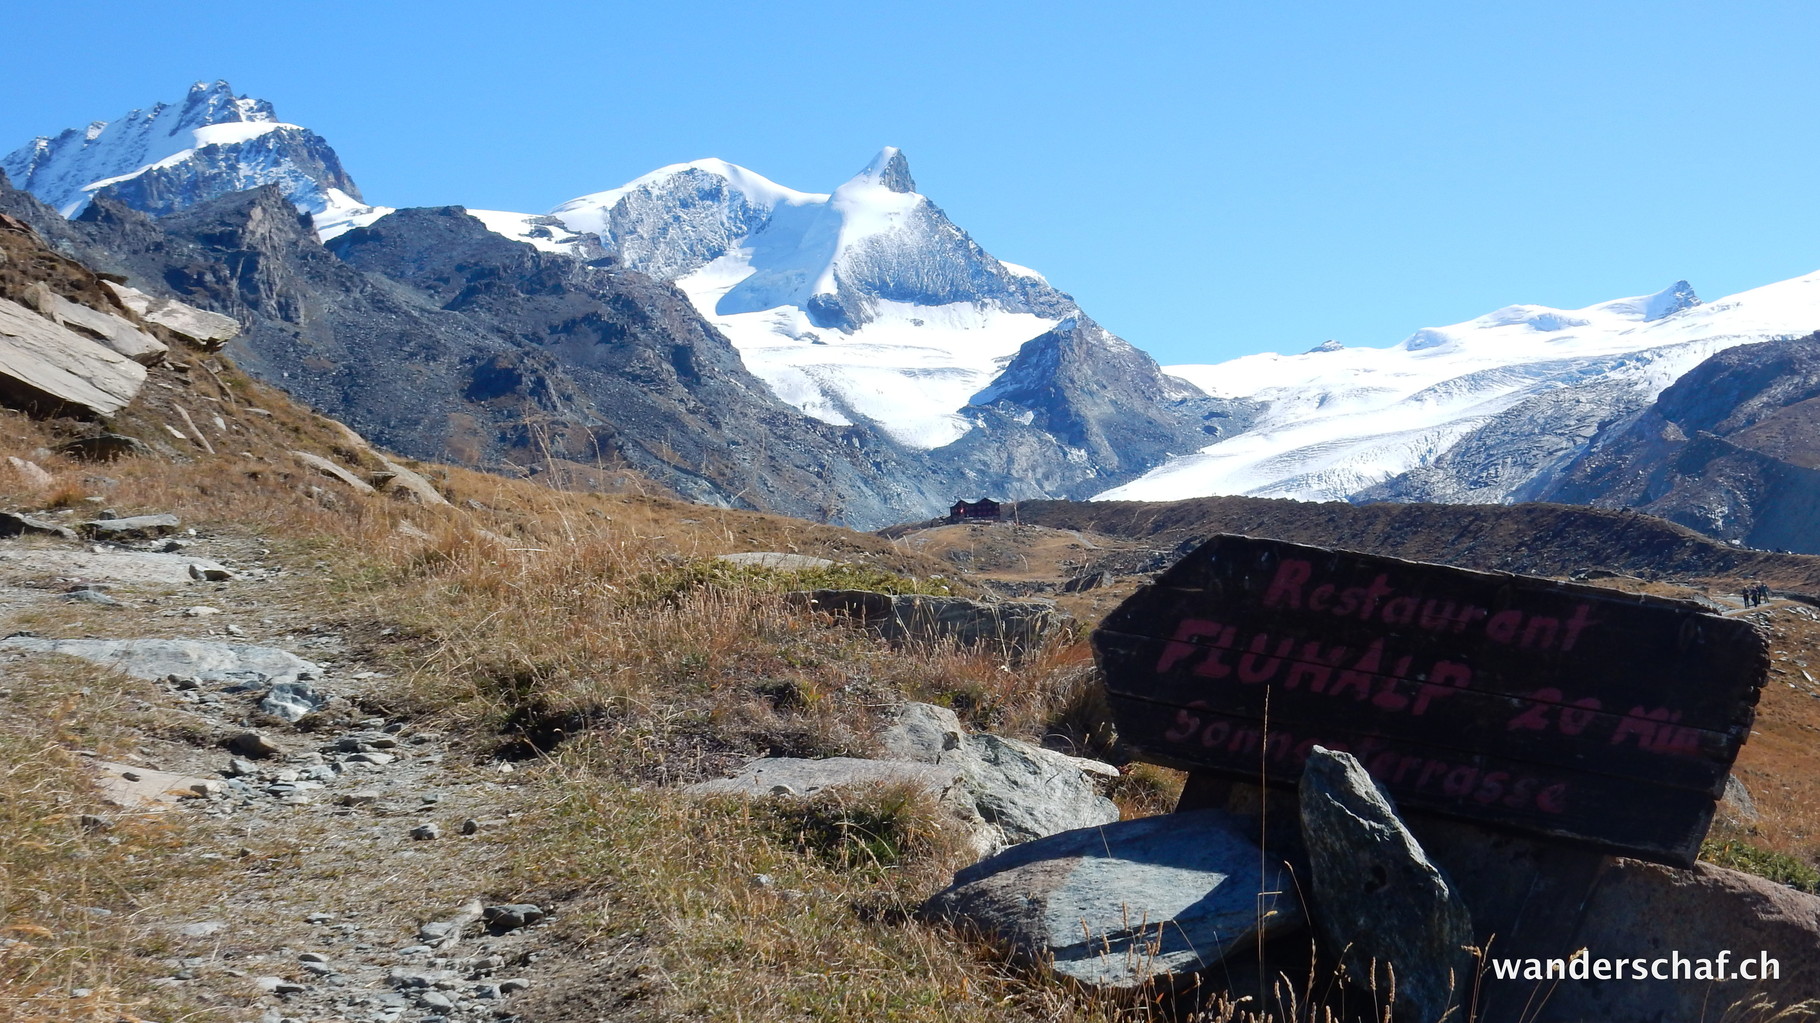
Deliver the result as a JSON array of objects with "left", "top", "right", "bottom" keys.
[
  {"left": 8, "top": 348, "right": 1820, "bottom": 1022},
  {"left": 0, "top": 657, "right": 215, "bottom": 1023},
  {"left": 0, "top": 393, "right": 1134, "bottom": 1022}
]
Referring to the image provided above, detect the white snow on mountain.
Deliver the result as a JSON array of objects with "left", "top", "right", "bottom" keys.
[
  {"left": 311, "top": 189, "right": 395, "bottom": 240},
  {"left": 4, "top": 82, "right": 283, "bottom": 215},
  {"left": 497, "top": 147, "right": 1078, "bottom": 448},
  {"left": 1099, "top": 275, "right": 1820, "bottom": 502}
]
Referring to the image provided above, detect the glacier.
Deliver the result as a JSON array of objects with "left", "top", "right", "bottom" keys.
[
  {"left": 1102, "top": 274, "right": 1820, "bottom": 503},
  {"left": 501, "top": 147, "right": 1082, "bottom": 449}
]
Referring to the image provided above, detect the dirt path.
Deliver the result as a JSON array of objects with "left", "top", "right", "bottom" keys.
[{"left": 0, "top": 523, "right": 573, "bottom": 1023}]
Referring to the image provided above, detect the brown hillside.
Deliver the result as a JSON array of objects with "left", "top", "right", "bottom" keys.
[{"left": 1015, "top": 496, "right": 1820, "bottom": 593}]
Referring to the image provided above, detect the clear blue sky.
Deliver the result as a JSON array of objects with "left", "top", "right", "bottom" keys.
[{"left": 7, "top": 0, "right": 1820, "bottom": 365}]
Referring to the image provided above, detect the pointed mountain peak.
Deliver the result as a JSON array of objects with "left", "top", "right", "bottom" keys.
[
  {"left": 1645, "top": 280, "right": 1700, "bottom": 321},
  {"left": 851, "top": 147, "right": 915, "bottom": 193},
  {"left": 176, "top": 80, "right": 277, "bottom": 129}
]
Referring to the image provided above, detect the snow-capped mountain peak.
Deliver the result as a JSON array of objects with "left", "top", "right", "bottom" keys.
[
  {"left": 1098, "top": 272, "right": 1820, "bottom": 506},
  {"left": 849, "top": 146, "right": 916, "bottom": 194},
  {"left": 472, "top": 148, "right": 1081, "bottom": 448},
  {"left": 2, "top": 80, "right": 369, "bottom": 229}
]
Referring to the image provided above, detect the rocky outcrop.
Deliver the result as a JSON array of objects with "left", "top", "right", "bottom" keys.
[
  {"left": 921, "top": 809, "right": 1304, "bottom": 989},
  {"left": 1524, "top": 333, "right": 1820, "bottom": 553},
  {"left": 880, "top": 703, "right": 1118, "bottom": 849},
  {"left": 1299, "top": 748, "right": 1471, "bottom": 1023},
  {"left": 0, "top": 295, "right": 146, "bottom": 417},
  {"left": 102, "top": 280, "right": 238, "bottom": 350},
  {"left": 685, "top": 704, "right": 1117, "bottom": 857},
  {"left": 788, "top": 590, "right": 1072, "bottom": 657},
  {"left": 944, "top": 314, "right": 1257, "bottom": 500},
  {"left": 20, "top": 282, "right": 166, "bottom": 364}
]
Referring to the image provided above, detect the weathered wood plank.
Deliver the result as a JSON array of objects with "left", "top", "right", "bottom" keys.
[
  {"left": 1096, "top": 629, "right": 1740, "bottom": 795},
  {"left": 1109, "top": 692, "right": 1715, "bottom": 864},
  {"left": 1092, "top": 534, "right": 1767, "bottom": 866}
]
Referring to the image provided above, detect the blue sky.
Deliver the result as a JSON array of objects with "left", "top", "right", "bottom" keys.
[{"left": 6, "top": 0, "right": 1820, "bottom": 365}]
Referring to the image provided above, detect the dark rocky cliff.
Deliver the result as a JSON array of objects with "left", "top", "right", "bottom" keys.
[{"left": 1525, "top": 333, "right": 1820, "bottom": 553}]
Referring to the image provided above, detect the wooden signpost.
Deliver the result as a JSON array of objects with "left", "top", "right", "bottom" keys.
[{"left": 1093, "top": 534, "right": 1770, "bottom": 867}]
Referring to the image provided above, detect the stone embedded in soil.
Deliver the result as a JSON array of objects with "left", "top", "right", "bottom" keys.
[
  {"left": 79, "top": 513, "right": 180, "bottom": 541},
  {"left": 0, "top": 637, "right": 322, "bottom": 693},
  {"left": 259, "top": 679, "right": 327, "bottom": 723},
  {"left": 482, "top": 904, "right": 545, "bottom": 932},
  {"left": 227, "top": 731, "right": 282, "bottom": 759}
]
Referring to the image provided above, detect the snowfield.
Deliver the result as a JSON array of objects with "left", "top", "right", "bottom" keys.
[{"left": 1102, "top": 276, "right": 1820, "bottom": 502}]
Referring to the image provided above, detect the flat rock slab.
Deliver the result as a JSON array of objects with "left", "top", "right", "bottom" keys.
[
  {"left": 374, "top": 455, "right": 449, "bottom": 506},
  {"left": 80, "top": 513, "right": 181, "bottom": 541},
  {"left": 1, "top": 510, "right": 76, "bottom": 541},
  {"left": 0, "top": 295, "right": 146, "bottom": 416},
  {"left": 103, "top": 281, "right": 239, "bottom": 349},
  {"left": 0, "top": 637, "right": 320, "bottom": 688},
  {"left": 715, "top": 552, "right": 836, "bottom": 571},
  {"left": 684, "top": 757, "right": 963, "bottom": 799},
  {"left": 923, "top": 809, "right": 1305, "bottom": 989},
  {"left": 0, "top": 547, "right": 232, "bottom": 586},
  {"left": 89, "top": 760, "right": 216, "bottom": 810},
  {"left": 292, "top": 451, "right": 376, "bottom": 495},
  {"left": 28, "top": 285, "right": 166, "bottom": 365}
]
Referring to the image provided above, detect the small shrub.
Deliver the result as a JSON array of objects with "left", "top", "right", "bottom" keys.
[{"left": 764, "top": 784, "right": 951, "bottom": 871}]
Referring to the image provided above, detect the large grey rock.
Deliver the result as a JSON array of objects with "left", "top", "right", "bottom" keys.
[
  {"left": 922, "top": 809, "right": 1305, "bottom": 989},
  {"left": 684, "top": 757, "right": 963, "bottom": 799},
  {"left": 24, "top": 284, "right": 166, "bottom": 364},
  {"left": 102, "top": 281, "right": 238, "bottom": 350},
  {"left": 0, "top": 636, "right": 320, "bottom": 691},
  {"left": 1542, "top": 859, "right": 1820, "bottom": 1023},
  {"left": 789, "top": 590, "right": 1072, "bottom": 657},
  {"left": 1412, "top": 817, "right": 1820, "bottom": 1023},
  {"left": 0, "top": 546, "right": 231, "bottom": 585},
  {"left": 79, "top": 513, "right": 180, "bottom": 541},
  {"left": 373, "top": 455, "right": 449, "bottom": 506},
  {"left": 0, "top": 510, "right": 76, "bottom": 541},
  {"left": 0, "top": 296, "right": 146, "bottom": 416},
  {"left": 291, "top": 451, "right": 376, "bottom": 495},
  {"left": 1300, "top": 747, "right": 1472, "bottom": 1023},
  {"left": 881, "top": 702, "right": 1118, "bottom": 851}
]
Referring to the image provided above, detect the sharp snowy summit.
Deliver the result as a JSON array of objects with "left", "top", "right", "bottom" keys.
[
  {"left": 1, "top": 81, "right": 377, "bottom": 231},
  {"left": 500, "top": 147, "right": 1079, "bottom": 448},
  {"left": 14, "top": 80, "right": 1820, "bottom": 538},
  {"left": 1, "top": 82, "right": 1232, "bottom": 526}
]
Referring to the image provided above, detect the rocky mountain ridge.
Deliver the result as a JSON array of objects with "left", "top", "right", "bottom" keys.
[{"left": 2, "top": 84, "right": 1238, "bottom": 527}]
